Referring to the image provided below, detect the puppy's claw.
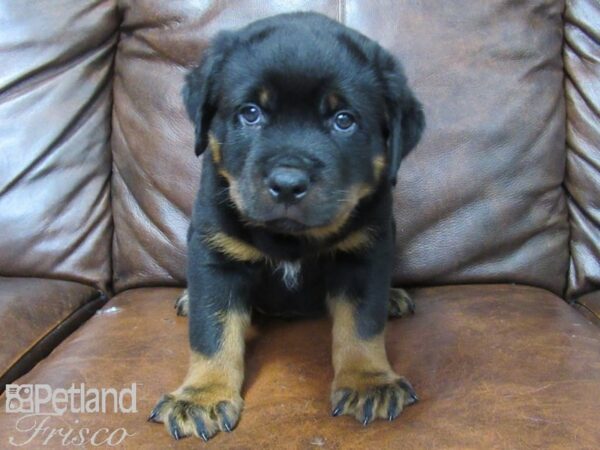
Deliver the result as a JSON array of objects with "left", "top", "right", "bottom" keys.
[
  {"left": 220, "top": 414, "right": 233, "bottom": 433},
  {"left": 331, "top": 376, "right": 417, "bottom": 424},
  {"left": 388, "top": 288, "right": 416, "bottom": 318},
  {"left": 174, "top": 290, "right": 190, "bottom": 317},
  {"left": 150, "top": 388, "right": 242, "bottom": 441},
  {"left": 362, "top": 397, "right": 374, "bottom": 426},
  {"left": 216, "top": 403, "right": 233, "bottom": 432},
  {"left": 168, "top": 415, "right": 182, "bottom": 440},
  {"left": 190, "top": 412, "right": 209, "bottom": 441},
  {"left": 332, "top": 391, "right": 351, "bottom": 417},
  {"left": 387, "top": 392, "right": 399, "bottom": 421},
  {"left": 398, "top": 379, "right": 419, "bottom": 405},
  {"left": 147, "top": 395, "right": 170, "bottom": 423}
]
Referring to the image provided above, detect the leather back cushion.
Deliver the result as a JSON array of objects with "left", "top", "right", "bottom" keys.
[
  {"left": 111, "top": 0, "right": 568, "bottom": 294},
  {"left": 564, "top": 0, "right": 600, "bottom": 300},
  {"left": 0, "top": 0, "right": 118, "bottom": 291}
]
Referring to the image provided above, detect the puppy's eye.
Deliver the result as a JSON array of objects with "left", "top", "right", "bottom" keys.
[
  {"left": 239, "top": 104, "right": 263, "bottom": 125},
  {"left": 333, "top": 111, "right": 356, "bottom": 132}
]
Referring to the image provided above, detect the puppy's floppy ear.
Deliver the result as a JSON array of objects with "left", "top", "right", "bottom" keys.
[
  {"left": 376, "top": 49, "right": 425, "bottom": 185},
  {"left": 183, "top": 32, "right": 234, "bottom": 156}
]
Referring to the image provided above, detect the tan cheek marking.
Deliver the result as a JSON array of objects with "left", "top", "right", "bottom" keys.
[
  {"left": 208, "top": 133, "right": 222, "bottom": 164},
  {"left": 300, "top": 208, "right": 353, "bottom": 239},
  {"left": 215, "top": 167, "right": 245, "bottom": 213},
  {"left": 218, "top": 168, "right": 233, "bottom": 182},
  {"left": 226, "top": 179, "right": 245, "bottom": 211},
  {"left": 208, "top": 132, "right": 242, "bottom": 211},
  {"left": 327, "top": 297, "right": 395, "bottom": 390},
  {"left": 354, "top": 183, "right": 374, "bottom": 201},
  {"left": 204, "top": 232, "right": 270, "bottom": 264},
  {"left": 299, "top": 183, "right": 374, "bottom": 239},
  {"left": 372, "top": 155, "right": 386, "bottom": 183},
  {"left": 329, "top": 228, "right": 375, "bottom": 254}
]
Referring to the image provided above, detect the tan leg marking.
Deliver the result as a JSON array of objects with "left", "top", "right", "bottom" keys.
[
  {"left": 328, "top": 297, "right": 418, "bottom": 424},
  {"left": 149, "top": 311, "right": 250, "bottom": 440}
]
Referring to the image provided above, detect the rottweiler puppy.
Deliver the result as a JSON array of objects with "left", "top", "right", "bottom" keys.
[{"left": 149, "top": 11, "right": 425, "bottom": 441}]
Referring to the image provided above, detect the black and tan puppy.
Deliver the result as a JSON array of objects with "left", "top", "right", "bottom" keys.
[{"left": 149, "top": 12, "right": 424, "bottom": 441}]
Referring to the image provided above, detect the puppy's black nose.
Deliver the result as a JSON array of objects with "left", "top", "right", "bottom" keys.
[{"left": 267, "top": 168, "right": 309, "bottom": 204}]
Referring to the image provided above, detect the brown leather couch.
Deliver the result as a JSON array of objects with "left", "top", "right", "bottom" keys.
[{"left": 1, "top": 1, "right": 599, "bottom": 448}]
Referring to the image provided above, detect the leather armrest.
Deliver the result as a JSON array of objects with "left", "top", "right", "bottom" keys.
[
  {"left": 574, "top": 291, "right": 600, "bottom": 326},
  {"left": 0, "top": 277, "right": 106, "bottom": 392}
]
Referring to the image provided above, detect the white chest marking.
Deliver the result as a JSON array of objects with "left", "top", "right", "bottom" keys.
[{"left": 276, "top": 261, "right": 302, "bottom": 290}]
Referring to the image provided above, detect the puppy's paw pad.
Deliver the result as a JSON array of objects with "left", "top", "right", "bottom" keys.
[
  {"left": 331, "top": 377, "right": 418, "bottom": 425},
  {"left": 174, "top": 290, "right": 189, "bottom": 317},
  {"left": 388, "top": 288, "right": 415, "bottom": 318},
  {"left": 149, "top": 386, "right": 242, "bottom": 441}
]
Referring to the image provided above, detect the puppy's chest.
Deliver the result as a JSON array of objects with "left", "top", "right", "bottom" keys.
[
  {"left": 274, "top": 261, "right": 302, "bottom": 290},
  {"left": 266, "top": 257, "right": 329, "bottom": 294},
  {"left": 255, "top": 259, "right": 327, "bottom": 317}
]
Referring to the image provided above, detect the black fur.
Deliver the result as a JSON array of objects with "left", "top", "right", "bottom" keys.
[{"left": 183, "top": 12, "right": 424, "bottom": 355}]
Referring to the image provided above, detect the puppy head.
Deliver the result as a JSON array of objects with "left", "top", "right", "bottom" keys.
[{"left": 184, "top": 12, "right": 424, "bottom": 236}]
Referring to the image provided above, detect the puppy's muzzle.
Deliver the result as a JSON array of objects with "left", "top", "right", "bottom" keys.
[{"left": 266, "top": 167, "right": 309, "bottom": 205}]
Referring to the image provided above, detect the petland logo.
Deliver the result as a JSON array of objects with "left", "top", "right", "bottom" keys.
[{"left": 5, "top": 383, "right": 138, "bottom": 447}]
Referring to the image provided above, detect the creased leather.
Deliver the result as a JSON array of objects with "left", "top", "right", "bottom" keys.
[
  {"left": 0, "top": 0, "right": 119, "bottom": 293},
  {"left": 564, "top": 0, "right": 600, "bottom": 300}
]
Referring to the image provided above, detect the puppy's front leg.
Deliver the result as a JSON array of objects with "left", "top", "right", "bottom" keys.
[
  {"left": 150, "top": 242, "right": 251, "bottom": 441},
  {"left": 328, "top": 296, "right": 418, "bottom": 425}
]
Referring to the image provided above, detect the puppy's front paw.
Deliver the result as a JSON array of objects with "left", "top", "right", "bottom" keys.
[
  {"left": 331, "top": 372, "right": 418, "bottom": 425},
  {"left": 174, "top": 289, "right": 189, "bottom": 317},
  {"left": 148, "top": 385, "right": 243, "bottom": 441},
  {"left": 388, "top": 288, "right": 415, "bottom": 318}
]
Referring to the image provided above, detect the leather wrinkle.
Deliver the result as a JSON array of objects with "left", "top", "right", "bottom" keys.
[
  {"left": 0, "top": 33, "right": 117, "bottom": 103},
  {"left": 112, "top": 114, "right": 190, "bottom": 224},
  {"left": 112, "top": 162, "right": 183, "bottom": 259},
  {"left": 0, "top": 45, "right": 115, "bottom": 197},
  {"left": 564, "top": 0, "right": 600, "bottom": 298}
]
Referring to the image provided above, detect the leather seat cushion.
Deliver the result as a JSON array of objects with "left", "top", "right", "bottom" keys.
[{"left": 1, "top": 284, "right": 599, "bottom": 448}]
